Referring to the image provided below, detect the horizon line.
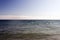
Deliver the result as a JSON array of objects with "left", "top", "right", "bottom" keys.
[{"left": 0, "top": 15, "right": 60, "bottom": 20}]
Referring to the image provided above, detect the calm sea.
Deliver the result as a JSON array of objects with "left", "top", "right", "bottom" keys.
[{"left": 0, "top": 20, "right": 60, "bottom": 34}]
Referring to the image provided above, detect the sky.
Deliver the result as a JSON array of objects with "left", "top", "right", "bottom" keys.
[{"left": 0, "top": 0, "right": 60, "bottom": 19}]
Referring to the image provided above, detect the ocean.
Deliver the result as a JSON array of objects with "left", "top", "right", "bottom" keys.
[{"left": 0, "top": 20, "right": 60, "bottom": 40}]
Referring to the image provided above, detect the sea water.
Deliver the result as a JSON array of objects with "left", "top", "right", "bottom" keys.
[{"left": 0, "top": 20, "right": 60, "bottom": 34}]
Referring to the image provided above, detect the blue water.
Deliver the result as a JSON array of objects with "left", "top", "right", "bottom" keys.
[{"left": 0, "top": 20, "right": 60, "bottom": 34}]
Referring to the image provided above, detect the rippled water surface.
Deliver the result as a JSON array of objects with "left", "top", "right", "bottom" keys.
[
  {"left": 0, "top": 20, "right": 60, "bottom": 40},
  {"left": 0, "top": 20, "right": 60, "bottom": 34}
]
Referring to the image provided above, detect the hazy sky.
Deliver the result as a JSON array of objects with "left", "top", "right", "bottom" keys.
[{"left": 0, "top": 0, "right": 60, "bottom": 19}]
